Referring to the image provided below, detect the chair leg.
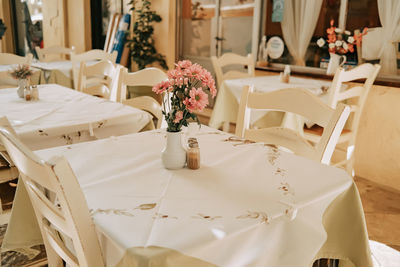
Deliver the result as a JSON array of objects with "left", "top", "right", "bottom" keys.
[{"left": 222, "top": 121, "right": 230, "bottom": 132}]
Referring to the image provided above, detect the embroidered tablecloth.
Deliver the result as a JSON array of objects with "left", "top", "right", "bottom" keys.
[{"left": 4, "top": 126, "right": 372, "bottom": 267}]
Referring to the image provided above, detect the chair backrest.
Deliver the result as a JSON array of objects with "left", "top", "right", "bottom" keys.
[
  {"left": 0, "top": 127, "right": 104, "bottom": 267},
  {"left": 211, "top": 53, "right": 255, "bottom": 88},
  {"left": 77, "top": 59, "right": 117, "bottom": 100},
  {"left": 35, "top": 45, "right": 76, "bottom": 62},
  {"left": 116, "top": 67, "right": 168, "bottom": 103},
  {"left": 123, "top": 96, "right": 163, "bottom": 129},
  {"left": 0, "top": 53, "right": 33, "bottom": 65},
  {"left": 236, "top": 86, "right": 350, "bottom": 164},
  {"left": 327, "top": 64, "right": 381, "bottom": 147},
  {"left": 71, "top": 50, "right": 118, "bottom": 89}
]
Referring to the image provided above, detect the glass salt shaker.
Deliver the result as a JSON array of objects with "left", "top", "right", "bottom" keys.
[
  {"left": 187, "top": 139, "right": 200, "bottom": 170},
  {"left": 31, "top": 85, "right": 39, "bottom": 101},
  {"left": 24, "top": 86, "right": 32, "bottom": 101}
]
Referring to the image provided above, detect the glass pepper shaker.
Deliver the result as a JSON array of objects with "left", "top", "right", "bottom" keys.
[
  {"left": 187, "top": 139, "right": 200, "bottom": 170},
  {"left": 31, "top": 85, "right": 39, "bottom": 101}
]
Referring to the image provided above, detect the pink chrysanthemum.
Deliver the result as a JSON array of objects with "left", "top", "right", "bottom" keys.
[
  {"left": 173, "top": 110, "right": 183, "bottom": 123},
  {"left": 176, "top": 60, "right": 192, "bottom": 69},
  {"left": 152, "top": 80, "right": 170, "bottom": 94},
  {"left": 183, "top": 87, "right": 209, "bottom": 113}
]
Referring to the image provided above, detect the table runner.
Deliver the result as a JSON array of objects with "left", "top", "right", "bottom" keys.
[
  {"left": 4, "top": 126, "right": 372, "bottom": 267},
  {"left": 0, "top": 84, "right": 151, "bottom": 150},
  {"left": 209, "top": 75, "right": 334, "bottom": 130}
]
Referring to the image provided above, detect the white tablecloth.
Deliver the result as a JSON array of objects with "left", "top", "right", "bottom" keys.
[
  {"left": 0, "top": 84, "right": 151, "bottom": 150},
  {"left": 209, "top": 75, "right": 334, "bottom": 130},
  {"left": 4, "top": 126, "right": 372, "bottom": 267}
]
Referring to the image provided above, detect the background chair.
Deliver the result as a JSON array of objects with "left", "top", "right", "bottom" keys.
[
  {"left": 123, "top": 96, "right": 163, "bottom": 129},
  {"left": 0, "top": 117, "right": 18, "bottom": 213},
  {"left": 71, "top": 49, "right": 118, "bottom": 89},
  {"left": 35, "top": 45, "right": 75, "bottom": 62},
  {"left": 0, "top": 53, "right": 33, "bottom": 65},
  {"left": 211, "top": 53, "right": 255, "bottom": 88},
  {"left": 77, "top": 59, "right": 118, "bottom": 100},
  {"left": 211, "top": 53, "right": 255, "bottom": 131},
  {"left": 0, "top": 127, "right": 104, "bottom": 266},
  {"left": 236, "top": 86, "right": 350, "bottom": 164},
  {"left": 116, "top": 67, "right": 168, "bottom": 103},
  {"left": 304, "top": 63, "right": 381, "bottom": 174}
]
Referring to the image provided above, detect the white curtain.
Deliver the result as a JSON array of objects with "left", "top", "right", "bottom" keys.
[
  {"left": 377, "top": 0, "right": 400, "bottom": 75},
  {"left": 281, "top": 0, "right": 323, "bottom": 66}
]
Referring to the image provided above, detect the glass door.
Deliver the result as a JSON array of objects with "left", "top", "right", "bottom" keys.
[{"left": 179, "top": 0, "right": 262, "bottom": 73}]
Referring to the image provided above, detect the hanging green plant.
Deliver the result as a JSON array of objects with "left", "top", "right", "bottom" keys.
[{"left": 128, "top": 0, "right": 168, "bottom": 70}]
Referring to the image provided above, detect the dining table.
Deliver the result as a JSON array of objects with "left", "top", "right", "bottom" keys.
[
  {"left": 0, "top": 84, "right": 152, "bottom": 150},
  {"left": 2, "top": 125, "right": 373, "bottom": 267},
  {"left": 31, "top": 60, "right": 78, "bottom": 88},
  {"left": 0, "top": 64, "right": 41, "bottom": 89},
  {"left": 209, "top": 75, "right": 338, "bottom": 132}
]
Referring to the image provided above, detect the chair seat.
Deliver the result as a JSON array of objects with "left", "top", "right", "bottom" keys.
[{"left": 304, "top": 125, "right": 352, "bottom": 144}]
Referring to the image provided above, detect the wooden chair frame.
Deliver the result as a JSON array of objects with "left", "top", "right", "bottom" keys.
[
  {"left": 71, "top": 50, "right": 118, "bottom": 89},
  {"left": 236, "top": 86, "right": 350, "bottom": 164},
  {"left": 0, "top": 127, "right": 104, "bottom": 267},
  {"left": 123, "top": 96, "right": 163, "bottom": 129},
  {"left": 35, "top": 45, "right": 76, "bottom": 62},
  {"left": 0, "top": 53, "right": 33, "bottom": 65}
]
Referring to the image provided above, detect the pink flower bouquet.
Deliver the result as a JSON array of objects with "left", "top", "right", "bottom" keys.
[{"left": 152, "top": 60, "right": 216, "bottom": 132}]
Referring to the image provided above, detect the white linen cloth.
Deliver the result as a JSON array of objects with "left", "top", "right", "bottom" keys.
[
  {"left": 209, "top": 75, "right": 333, "bottom": 131},
  {"left": 0, "top": 84, "right": 151, "bottom": 150},
  {"left": 24, "top": 126, "right": 357, "bottom": 267},
  {"left": 281, "top": 0, "right": 323, "bottom": 66},
  {"left": 376, "top": 0, "right": 400, "bottom": 75}
]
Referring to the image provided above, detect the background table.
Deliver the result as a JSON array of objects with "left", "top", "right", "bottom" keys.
[
  {"left": 0, "top": 84, "right": 152, "bottom": 150},
  {"left": 4, "top": 126, "right": 372, "bottom": 267},
  {"left": 0, "top": 65, "right": 41, "bottom": 89},
  {"left": 209, "top": 75, "right": 334, "bottom": 131},
  {"left": 31, "top": 61, "right": 76, "bottom": 88}
]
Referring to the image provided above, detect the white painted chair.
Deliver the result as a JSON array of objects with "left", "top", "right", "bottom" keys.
[
  {"left": 0, "top": 127, "right": 105, "bottom": 267},
  {"left": 116, "top": 67, "right": 168, "bottom": 103},
  {"left": 77, "top": 59, "right": 118, "bottom": 100},
  {"left": 35, "top": 45, "right": 76, "bottom": 62},
  {"left": 211, "top": 53, "right": 255, "bottom": 131},
  {"left": 0, "top": 53, "right": 33, "bottom": 65},
  {"left": 71, "top": 50, "right": 118, "bottom": 89},
  {"left": 236, "top": 86, "right": 350, "bottom": 164},
  {"left": 304, "top": 63, "right": 381, "bottom": 173},
  {"left": 0, "top": 117, "right": 18, "bottom": 213},
  {"left": 123, "top": 96, "right": 163, "bottom": 129},
  {"left": 211, "top": 53, "right": 255, "bottom": 88}
]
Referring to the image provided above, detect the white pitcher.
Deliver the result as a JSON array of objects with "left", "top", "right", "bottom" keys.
[{"left": 326, "top": 53, "right": 346, "bottom": 75}]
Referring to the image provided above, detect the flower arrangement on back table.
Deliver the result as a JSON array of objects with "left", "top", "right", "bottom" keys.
[
  {"left": 152, "top": 60, "right": 217, "bottom": 132},
  {"left": 317, "top": 19, "right": 368, "bottom": 55},
  {"left": 9, "top": 64, "right": 33, "bottom": 80}
]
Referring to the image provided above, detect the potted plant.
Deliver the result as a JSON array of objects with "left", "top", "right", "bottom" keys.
[{"left": 152, "top": 60, "right": 216, "bottom": 169}]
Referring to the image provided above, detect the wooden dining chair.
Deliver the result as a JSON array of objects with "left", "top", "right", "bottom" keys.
[
  {"left": 123, "top": 96, "right": 163, "bottom": 129},
  {"left": 211, "top": 53, "right": 255, "bottom": 131},
  {"left": 0, "top": 53, "right": 33, "bottom": 65},
  {"left": 77, "top": 59, "right": 118, "bottom": 100},
  {"left": 35, "top": 45, "right": 76, "bottom": 62},
  {"left": 0, "top": 127, "right": 105, "bottom": 267},
  {"left": 211, "top": 53, "right": 255, "bottom": 88},
  {"left": 116, "top": 67, "right": 168, "bottom": 102},
  {"left": 236, "top": 86, "right": 350, "bottom": 164},
  {"left": 304, "top": 63, "right": 381, "bottom": 174},
  {"left": 71, "top": 49, "right": 118, "bottom": 89},
  {"left": 0, "top": 117, "right": 19, "bottom": 213}
]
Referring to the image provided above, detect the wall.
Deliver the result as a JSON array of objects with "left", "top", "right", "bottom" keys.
[
  {"left": 355, "top": 85, "right": 400, "bottom": 191},
  {"left": 42, "top": 0, "right": 67, "bottom": 48},
  {"left": 0, "top": 0, "right": 14, "bottom": 53},
  {"left": 152, "top": 0, "right": 177, "bottom": 69}
]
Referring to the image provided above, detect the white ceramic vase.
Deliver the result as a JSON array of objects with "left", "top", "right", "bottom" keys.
[
  {"left": 161, "top": 131, "right": 186, "bottom": 169},
  {"left": 326, "top": 53, "right": 346, "bottom": 75},
  {"left": 17, "top": 79, "right": 28, "bottom": 98}
]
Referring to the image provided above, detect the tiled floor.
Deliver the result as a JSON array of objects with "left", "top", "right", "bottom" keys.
[{"left": 354, "top": 176, "right": 400, "bottom": 252}]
